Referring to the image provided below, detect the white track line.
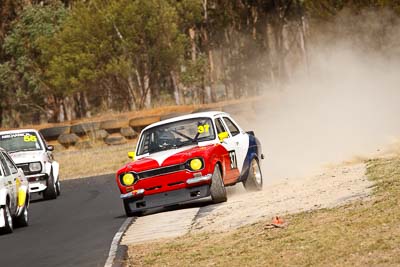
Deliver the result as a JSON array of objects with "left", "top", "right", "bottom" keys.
[{"left": 104, "top": 217, "right": 133, "bottom": 267}]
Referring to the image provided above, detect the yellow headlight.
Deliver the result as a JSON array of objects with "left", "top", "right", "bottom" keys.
[
  {"left": 122, "top": 173, "right": 135, "bottom": 186},
  {"left": 190, "top": 159, "right": 203, "bottom": 171}
]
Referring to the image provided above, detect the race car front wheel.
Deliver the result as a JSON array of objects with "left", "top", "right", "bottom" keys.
[
  {"left": 56, "top": 180, "right": 61, "bottom": 196},
  {"left": 210, "top": 164, "right": 227, "bottom": 203},
  {"left": 43, "top": 171, "right": 57, "bottom": 200},
  {"left": 243, "top": 158, "right": 263, "bottom": 191},
  {"left": 123, "top": 199, "right": 143, "bottom": 217},
  {"left": 0, "top": 204, "right": 13, "bottom": 234}
]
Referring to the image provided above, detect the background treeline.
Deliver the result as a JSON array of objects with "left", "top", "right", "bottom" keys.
[{"left": 0, "top": 0, "right": 399, "bottom": 127}]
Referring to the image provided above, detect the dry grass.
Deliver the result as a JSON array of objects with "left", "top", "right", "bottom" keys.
[
  {"left": 54, "top": 142, "right": 136, "bottom": 180},
  {"left": 125, "top": 155, "right": 400, "bottom": 266}
]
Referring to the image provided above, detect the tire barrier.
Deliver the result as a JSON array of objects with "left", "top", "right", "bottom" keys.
[
  {"left": 160, "top": 112, "right": 187, "bottom": 120},
  {"left": 38, "top": 110, "right": 245, "bottom": 149},
  {"left": 70, "top": 122, "right": 100, "bottom": 136},
  {"left": 40, "top": 126, "right": 70, "bottom": 141},
  {"left": 129, "top": 116, "right": 161, "bottom": 132},
  {"left": 57, "top": 133, "right": 80, "bottom": 148},
  {"left": 105, "top": 134, "right": 127, "bottom": 145},
  {"left": 120, "top": 127, "right": 137, "bottom": 139},
  {"left": 100, "top": 119, "right": 128, "bottom": 134}
]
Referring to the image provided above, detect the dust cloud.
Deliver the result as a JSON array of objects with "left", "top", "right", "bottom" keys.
[{"left": 237, "top": 11, "right": 400, "bottom": 182}]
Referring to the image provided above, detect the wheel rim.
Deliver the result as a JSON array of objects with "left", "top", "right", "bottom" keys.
[{"left": 252, "top": 160, "right": 262, "bottom": 185}]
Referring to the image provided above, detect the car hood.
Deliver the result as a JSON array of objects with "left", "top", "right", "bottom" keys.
[
  {"left": 9, "top": 150, "right": 44, "bottom": 164},
  {"left": 124, "top": 145, "right": 213, "bottom": 173}
]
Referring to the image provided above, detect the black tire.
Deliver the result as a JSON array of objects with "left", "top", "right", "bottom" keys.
[
  {"left": 105, "top": 134, "right": 127, "bottom": 145},
  {"left": 160, "top": 112, "right": 187, "bottom": 120},
  {"left": 243, "top": 158, "right": 263, "bottom": 191},
  {"left": 0, "top": 204, "right": 13, "bottom": 234},
  {"left": 56, "top": 179, "right": 61, "bottom": 196},
  {"left": 40, "top": 126, "right": 70, "bottom": 141},
  {"left": 57, "top": 133, "right": 80, "bottom": 148},
  {"left": 100, "top": 119, "right": 128, "bottom": 133},
  {"left": 123, "top": 199, "right": 143, "bottom": 217},
  {"left": 14, "top": 201, "right": 29, "bottom": 228},
  {"left": 71, "top": 122, "right": 100, "bottom": 136},
  {"left": 210, "top": 164, "right": 227, "bottom": 203},
  {"left": 43, "top": 172, "right": 57, "bottom": 200}
]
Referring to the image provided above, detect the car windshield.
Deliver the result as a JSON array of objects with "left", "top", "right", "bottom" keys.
[
  {"left": 0, "top": 132, "right": 42, "bottom": 153},
  {"left": 137, "top": 117, "right": 215, "bottom": 156}
]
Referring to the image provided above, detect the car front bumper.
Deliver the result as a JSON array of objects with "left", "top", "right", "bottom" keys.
[
  {"left": 123, "top": 184, "right": 211, "bottom": 212},
  {"left": 26, "top": 173, "right": 48, "bottom": 193}
]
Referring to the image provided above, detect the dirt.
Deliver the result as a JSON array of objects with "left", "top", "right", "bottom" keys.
[{"left": 191, "top": 161, "right": 373, "bottom": 233}]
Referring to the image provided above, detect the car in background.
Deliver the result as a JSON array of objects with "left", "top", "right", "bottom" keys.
[
  {"left": 116, "top": 111, "right": 264, "bottom": 216},
  {"left": 0, "top": 129, "right": 60, "bottom": 200},
  {"left": 0, "top": 147, "right": 29, "bottom": 234}
]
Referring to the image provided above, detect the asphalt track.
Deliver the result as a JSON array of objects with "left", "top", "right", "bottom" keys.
[{"left": 0, "top": 174, "right": 126, "bottom": 267}]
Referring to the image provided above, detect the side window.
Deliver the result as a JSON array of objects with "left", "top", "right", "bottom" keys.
[
  {"left": 0, "top": 154, "right": 11, "bottom": 176},
  {"left": 2, "top": 153, "right": 18, "bottom": 174},
  {"left": 223, "top": 117, "right": 240, "bottom": 136},
  {"left": 215, "top": 118, "right": 227, "bottom": 134}
]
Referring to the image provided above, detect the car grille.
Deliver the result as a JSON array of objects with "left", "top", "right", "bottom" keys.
[
  {"left": 137, "top": 164, "right": 185, "bottom": 179},
  {"left": 16, "top": 163, "right": 41, "bottom": 175}
]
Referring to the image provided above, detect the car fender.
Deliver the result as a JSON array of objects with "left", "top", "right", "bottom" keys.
[
  {"left": 0, "top": 188, "right": 8, "bottom": 207},
  {"left": 51, "top": 161, "right": 60, "bottom": 182},
  {"left": 238, "top": 134, "right": 261, "bottom": 182},
  {"left": 15, "top": 184, "right": 29, "bottom": 217},
  {"left": 44, "top": 161, "right": 59, "bottom": 182}
]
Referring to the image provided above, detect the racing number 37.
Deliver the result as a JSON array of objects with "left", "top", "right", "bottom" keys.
[{"left": 229, "top": 151, "right": 237, "bottom": 169}]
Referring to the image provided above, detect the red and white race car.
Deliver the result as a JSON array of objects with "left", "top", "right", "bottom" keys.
[{"left": 116, "top": 111, "right": 264, "bottom": 216}]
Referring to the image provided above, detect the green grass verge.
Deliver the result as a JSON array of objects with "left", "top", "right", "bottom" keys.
[{"left": 126, "top": 156, "right": 400, "bottom": 266}]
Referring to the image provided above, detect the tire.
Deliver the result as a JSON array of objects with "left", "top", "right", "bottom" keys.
[
  {"left": 43, "top": 172, "right": 57, "bottom": 200},
  {"left": 100, "top": 119, "right": 128, "bottom": 133},
  {"left": 40, "top": 126, "right": 70, "bottom": 141},
  {"left": 123, "top": 199, "right": 143, "bottom": 217},
  {"left": 71, "top": 122, "right": 100, "bottom": 136},
  {"left": 57, "top": 133, "right": 80, "bottom": 148},
  {"left": 56, "top": 179, "right": 61, "bottom": 196},
  {"left": 0, "top": 204, "right": 13, "bottom": 234},
  {"left": 160, "top": 112, "right": 187, "bottom": 120},
  {"left": 14, "top": 202, "right": 29, "bottom": 228},
  {"left": 210, "top": 164, "right": 227, "bottom": 203},
  {"left": 105, "top": 134, "right": 127, "bottom": 145},
  {"left": 243, "top": 158, "right": 263, "bottom": 191}
]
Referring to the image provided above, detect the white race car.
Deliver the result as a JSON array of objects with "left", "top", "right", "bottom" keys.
[
  {"left": 0, "top": 129, "right": 60, "bottom": 200},
  {"left": 0, "top": 147, "right": 30, "bottom": 234}
]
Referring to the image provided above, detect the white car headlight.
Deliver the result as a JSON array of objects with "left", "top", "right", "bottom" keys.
[{"left": 29, "top": 162, "right": 42, "bottom": 172}]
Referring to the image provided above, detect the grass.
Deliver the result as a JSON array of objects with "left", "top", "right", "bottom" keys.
[
  {"left": 125, "top": 155, "right": 400, "bottom": 266},
  {"left": 54, "top": 142, "right": 135, "bottom": 179}
]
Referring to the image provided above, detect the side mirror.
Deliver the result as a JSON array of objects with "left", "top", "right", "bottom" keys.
[
  {"left": 47, "top": 145, "right": 54, "bottom": 151},
  {"left": 128, "top": 151, "right": 136, "bottom": 161},
  {"left": 218, "top": 132, "right": 229, "bottom": 142}
]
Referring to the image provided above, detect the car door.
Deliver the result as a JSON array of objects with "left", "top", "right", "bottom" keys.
[
  {"left": 214, "top": 116, "right": 240, "bottom": 184},
  {"left": 0, "top": 153, "right": 16, "bottom": 211},
  {"left": 221, "top": 116, "right": 249, "bottom": 178}
]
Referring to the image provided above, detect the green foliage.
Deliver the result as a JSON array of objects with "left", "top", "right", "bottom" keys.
[{"left": 0, "top": 3, "right": 67, "bottom": 125}]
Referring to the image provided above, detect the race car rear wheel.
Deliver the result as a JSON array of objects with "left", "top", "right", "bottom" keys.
[
  {"left": 0, "top": 204, "right": 13, "bottom": 234},
  {"left": 123, "top": 199, "right": 143, "bottom": 217},
  {"left": 14, "top": 201, "right": 29, "bottom": 228},
  {"left": 243, "top": 158, "right": 263, "bottom": 191},
  {"left": 210, "top": 164, "right": 227, "bottom": 203},
  {"left": 43, "top": 171, "right": 57, "bottom": 200}
]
